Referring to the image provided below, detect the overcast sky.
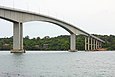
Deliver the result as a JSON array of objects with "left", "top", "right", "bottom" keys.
[{"left": 0, "top": 0, "right": 115, "bottom": 38}]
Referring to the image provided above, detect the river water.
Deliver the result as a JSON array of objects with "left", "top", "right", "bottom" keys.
[{"left": 0, "top": 51, "right": 115, "bottom": 77}]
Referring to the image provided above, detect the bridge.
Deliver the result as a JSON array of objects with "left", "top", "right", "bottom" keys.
[{"left": 0, "top": 6, "right": 105, "bottom": 53}]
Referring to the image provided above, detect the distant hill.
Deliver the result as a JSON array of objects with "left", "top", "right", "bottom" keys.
[{"left": 0, "top": 34, "right": 115, "bottom": 51}]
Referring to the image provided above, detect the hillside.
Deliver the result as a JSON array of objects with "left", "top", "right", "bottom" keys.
[{"left": 0, "top": 34, "right": 115, "bottom": 51}]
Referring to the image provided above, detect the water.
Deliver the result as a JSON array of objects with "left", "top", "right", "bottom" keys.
[{"left": 0, "top": 51, "right": 115, "bottom": 77}]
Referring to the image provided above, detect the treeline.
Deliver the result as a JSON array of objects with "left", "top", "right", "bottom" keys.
[
  {"left": 0, "top": 34, "right": 115, "bottom": 51},
  {"left": 93, "top": 34, "right": 115, "bottom": 50}
]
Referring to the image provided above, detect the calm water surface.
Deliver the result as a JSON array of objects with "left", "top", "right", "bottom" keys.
[{"left": 0, "top": 51, "right": 115, "bottom": 77}]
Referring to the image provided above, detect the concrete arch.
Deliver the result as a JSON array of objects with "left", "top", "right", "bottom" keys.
[
  {"left": 0, "top": 6, "right": 89, "bottom": 35},
  {"left": 0, "top": 15, "right": 74, "bottom": 34}
]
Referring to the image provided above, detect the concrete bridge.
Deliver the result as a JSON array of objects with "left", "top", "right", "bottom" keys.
[{"left": 0, "top": 6, "right": 105, "bottom": 53}]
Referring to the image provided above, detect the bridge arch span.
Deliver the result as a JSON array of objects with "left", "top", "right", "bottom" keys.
[{"left": 0, "top": 6, "right": 89, "bottom": 35}]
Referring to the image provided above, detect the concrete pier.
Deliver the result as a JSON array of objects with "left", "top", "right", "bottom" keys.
[
  {"left": 11, "top": 22, "right": 25, "bottom": 53},
  {"left": 91, "top": 38, "right": 93, "bottom": 50},
  {"left": 85, "top": 37, "right": 87, "bottom": 51},
  {"left": 70, "top": 34, "right": 77, "bottom": 52},
  {"left": 87, "top": 37, "right": 90, "bottom": 51},
  {"left": 93, "top": 39, "right": 96, "bottom": 50}
]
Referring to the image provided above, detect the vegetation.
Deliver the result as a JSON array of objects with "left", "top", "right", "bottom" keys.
[
  {"left": 0, "top": 34, "right": 115, "bottom": 51},
  {"left": 93, "top": 34, "right": 115, "bottom": 50}
]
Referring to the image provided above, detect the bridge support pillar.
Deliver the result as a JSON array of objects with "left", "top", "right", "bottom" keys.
[
  {"left": 96, "top": 40, "right": 98, "bottom": 50},
  {"left": 11, "top": 22, "right": 25, "bottom": 53},
  {"left": 85, "top": 36, "right": 91, "bottom": 51},
  {"left": 90, "top": 38, "right": 93, "bottom": 50},
  {"left": 69, "top": 34, "right": 77, "bottom": 52},
  {"left": 87, "top": 37, "right": 90, "bottom": 51},
  {"left": 85, "top": 37, "right": 87, "bottom": 51},
  {"left": 94, "top": 39, "right": 96, "bottom": 50}
]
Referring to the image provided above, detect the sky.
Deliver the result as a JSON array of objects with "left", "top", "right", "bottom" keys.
[{"left": 0, "top": 0, "right": 115, "bottom": 38}]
